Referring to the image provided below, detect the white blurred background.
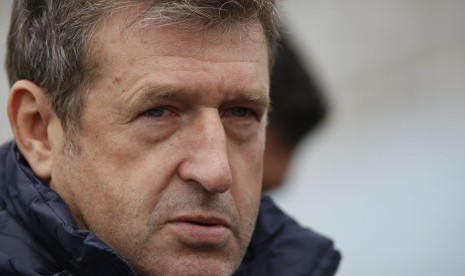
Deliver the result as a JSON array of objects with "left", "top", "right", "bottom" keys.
[
  {"left": 1, "top": 1, "right": 12, "bottom": 140},
  {"left": 1, "top": 1, "right": 465, "bottom": 275}
]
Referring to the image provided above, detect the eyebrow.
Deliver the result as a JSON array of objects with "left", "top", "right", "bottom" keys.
[
  {"left": 125, "top": 86, "right": 175, "bottom": 108},
  {"left": 128, "top": 85, "right": 270, "bottom": 110},
  {"left": 221, "top": 89, "right": 270, "bottom": 109}
]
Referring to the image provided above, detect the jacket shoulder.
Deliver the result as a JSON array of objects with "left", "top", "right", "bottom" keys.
[
  {"left": 235, "top": 196, "right": 341, "bottom": 276},
  {"left": 0, "top": 141, "right": 61, "bottom": 275}
]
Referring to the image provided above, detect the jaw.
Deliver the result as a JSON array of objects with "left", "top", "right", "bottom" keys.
[{"left": 130, "top": 244, "right": 243, "bottom": 276}]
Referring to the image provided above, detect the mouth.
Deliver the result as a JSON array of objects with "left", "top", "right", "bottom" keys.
[
  {"left": 168, "top": 215, "right": 231, "bottom": 247},
  {"left": 175, "top": 216, "right": 229, "bottom": 227}
]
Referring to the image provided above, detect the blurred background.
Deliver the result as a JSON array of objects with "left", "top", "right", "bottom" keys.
[{"left": 1, "top": 0, "right": 465, "bottom": 275}]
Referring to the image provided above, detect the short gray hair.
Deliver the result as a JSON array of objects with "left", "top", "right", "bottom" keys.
[{"left": 6, "top": 0, "right": 278, "bottom": 136}]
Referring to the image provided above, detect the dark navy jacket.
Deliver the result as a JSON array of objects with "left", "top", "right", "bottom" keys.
[{"left": 0, "top": 141, "right": 341, "bottom": 275}]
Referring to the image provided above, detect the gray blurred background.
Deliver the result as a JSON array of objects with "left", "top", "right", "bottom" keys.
[{"left": 1, "top": 0, "right": 465, "bottom": 275}]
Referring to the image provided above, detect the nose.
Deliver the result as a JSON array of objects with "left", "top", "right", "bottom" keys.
[{"left": 178, "top": 109, "right": 233, "bottom": 193}]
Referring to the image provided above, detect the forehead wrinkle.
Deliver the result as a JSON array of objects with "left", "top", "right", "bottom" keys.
[
  {"left": 116, "top": 58, "right": 269, "bottom": 106},
  {"left": 124, "top": 82, "right": 269, "bottom": 112},
  {"left": 223, "top": 89, "right": 270, "bottom": 110},
  {"left": 125, "top": 84, "right": 176, "bottom": 109},
  {"left": 122, "top": 19, "right": 268, "bottom": 64}
]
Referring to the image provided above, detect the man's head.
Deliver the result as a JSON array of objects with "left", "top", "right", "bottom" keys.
[
  {"left": 6, "top": 1, "right": 277, "bottom": 275},
  {"left": 6, "top": 0, "right": 278, "bottom": 140}
]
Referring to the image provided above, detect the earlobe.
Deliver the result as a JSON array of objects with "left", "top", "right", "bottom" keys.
[{"left": 8, "top": 80, "right": 57, "bottom": 180}]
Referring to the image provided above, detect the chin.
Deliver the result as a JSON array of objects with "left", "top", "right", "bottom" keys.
[{"left": 135, "top": 253, "right": 240, "bottom": 276}]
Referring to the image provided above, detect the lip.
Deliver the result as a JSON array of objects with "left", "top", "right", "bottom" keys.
[{"left": 168, "top": 215, "right": 231, "bottom": 247}]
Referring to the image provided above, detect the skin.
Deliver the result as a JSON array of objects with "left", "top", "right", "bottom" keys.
[{"left": 13, "top": 11, "right": 270, "bottom": 276}]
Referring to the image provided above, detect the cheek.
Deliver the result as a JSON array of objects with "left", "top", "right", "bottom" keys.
[
  {"left": 231, "top": 135, "right": 264, "bottom": 180},
  {"left": 56, "top": 150, "right": 161, "bottom": 254},
  {"left": 229, "top": 129, "right": 265, "bottom": 219},
  {"left": 52, "top": 141, "right": 141, "bottom": 227}
]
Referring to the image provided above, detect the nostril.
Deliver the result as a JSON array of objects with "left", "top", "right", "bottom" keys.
[{"left": 178, "top": 158, "right": 233, "bottom": 194}]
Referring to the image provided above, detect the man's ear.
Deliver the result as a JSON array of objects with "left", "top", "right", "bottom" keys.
[{"left": 7, "top": 80, "right": 58, "bottom": 180}]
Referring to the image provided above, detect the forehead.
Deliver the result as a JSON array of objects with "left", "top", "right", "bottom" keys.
[
  {"left": 79, "top": 8, "right": 271, "bottom": 125},
  {"left": 82, "top": 8, "right": 271, "bottom": 113},
  {"left": 90, "top": 8, "right": 269, "bottom": 71}
]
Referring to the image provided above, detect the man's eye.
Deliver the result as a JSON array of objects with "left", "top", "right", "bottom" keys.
[
  {"left": 145, "top": 107, "right": 166, "bottom": 117},
  {"left": 229, "top": 107, "right": 253, "bottom": 117}
]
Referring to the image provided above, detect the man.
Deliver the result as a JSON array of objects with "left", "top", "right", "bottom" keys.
[{"left": 0, "top": 1, "right": 340, "bottom": 275}]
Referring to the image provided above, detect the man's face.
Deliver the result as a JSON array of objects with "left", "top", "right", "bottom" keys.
[{"left": 49, "top": 11, "right": 269, "bottom": 276}]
